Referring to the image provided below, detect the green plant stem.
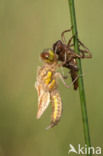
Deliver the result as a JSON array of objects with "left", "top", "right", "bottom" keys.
[{"left": 68, "top": 0, "right": 92, "bottom": 155}]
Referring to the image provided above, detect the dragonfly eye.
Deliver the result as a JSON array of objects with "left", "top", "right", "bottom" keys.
[
  {"left": 41, "top": 52, "right": 49, "bottom": 60},
  {"left": 41, "top": 49, "right": 55, "bottom": 63},
  {"left": 45, "top": 54, "right": 49, "bottom": 59}
]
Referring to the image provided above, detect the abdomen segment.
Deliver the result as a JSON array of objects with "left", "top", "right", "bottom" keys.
[{"left": 46, "top": 90, "right": 62, "bottom": 129}]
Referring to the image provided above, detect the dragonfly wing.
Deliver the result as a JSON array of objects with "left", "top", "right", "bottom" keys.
[
  {"left": 35, "top": 81, "right": 50, "bottom": 119},
  {"left": 35, "top": 81, "right": 43, "bottom": 97}
]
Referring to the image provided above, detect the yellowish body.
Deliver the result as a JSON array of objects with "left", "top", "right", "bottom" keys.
[
  {"left": 38, "top": 63, "right": 57, "bottom": 91},
  {"left": 52, "top": 96, "right": 58, "bottom": 120},
  {"left": 35, "top": 61, "right": 62, "bottom": 129}
]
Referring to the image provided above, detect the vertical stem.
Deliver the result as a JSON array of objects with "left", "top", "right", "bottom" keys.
[{"left": 68, "top": 0, "right": 92, "bottom": 155}]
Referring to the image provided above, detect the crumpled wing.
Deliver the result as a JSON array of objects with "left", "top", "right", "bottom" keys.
[{"left": 35, "top": 81, "right": 50, "bottom": 119}]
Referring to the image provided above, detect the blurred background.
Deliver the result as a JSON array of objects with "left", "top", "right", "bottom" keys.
[{"left": 0, "top": 0, "right": 103, "bottom": 155}]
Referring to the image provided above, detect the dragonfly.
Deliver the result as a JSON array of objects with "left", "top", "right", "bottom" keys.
[{"left": 35, "top": 49, "right": 78, "bottom": 129}]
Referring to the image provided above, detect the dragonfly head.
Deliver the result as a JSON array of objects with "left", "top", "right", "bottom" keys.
[{"left": 41, "top": 49, "right": 56, "bottom": 63}]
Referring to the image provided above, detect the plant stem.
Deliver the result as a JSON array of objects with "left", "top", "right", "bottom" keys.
[{"left": 68, "top": 0, "right": 92, "bottom": 155}]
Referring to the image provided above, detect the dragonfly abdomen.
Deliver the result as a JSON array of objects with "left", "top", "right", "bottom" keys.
[{"left": 46, "top": 90, "right": 62, "bottom": 129}]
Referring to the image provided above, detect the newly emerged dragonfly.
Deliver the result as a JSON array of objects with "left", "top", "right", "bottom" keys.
[
  {"left": 35, "top": 49, "right": 78, "bottom": 129},
  {"left": 53, "top": 28, "right": 92, "bottom": 90}
]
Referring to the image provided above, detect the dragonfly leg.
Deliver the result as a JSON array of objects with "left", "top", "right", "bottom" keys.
[{"left": 55, "top": 72, "right": 79, "bottom": 89}]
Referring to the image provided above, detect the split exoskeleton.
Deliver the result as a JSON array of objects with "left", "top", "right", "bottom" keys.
[{"left": 53, "top": 27, "right": 92, "bottom": 89}]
